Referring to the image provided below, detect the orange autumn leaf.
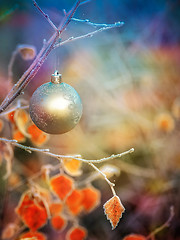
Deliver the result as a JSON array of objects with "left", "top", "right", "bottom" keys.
[
  {"left": 62, "top": 157, "right": 82, "bottom": 176},
  {"left": 8, "top": 172, "right": 21, "bottom": 188},
  {"left": 27, "top": 124, "right": 48, "bottom": 146},
  {"left": 81, "top": 186, "right": 100, "bottom": 212},
  {"left": 123, "top": 234, "right": 146, "bottom": 240},
  {"left": 19, "top": 231, "right": 46, "bottom": 240},
  {"left": 103, "top": 195, "right": 125, "bottom": 230},
  {"left": 7, "top": 111, "right": 15, "bottom": 123},
  {"left": 66, "top": 189, "right": 83, "bottom": 215},
  {"left": 14, "top": 109, "right": 30, "bottom": 138},
  {"left": 0, "top": 119, "right": 4, "bottom": 132},
  {"left": 16, "top": 193, "right": 48, "bottom": 231},
  {"left": 51, "top": 215, "right": 67, "bottom": 231},
  {"left": 49, "top": 202, "right": 63, "bottom": 216},
  {"left": 50, "top": 174, "right": 74, "bottom": 201},
  {"left": 66, "top": 226, "right": 87, "bottom": 240},
  {"left": 13, "top": 129, "right": 26, "bottom": 142},
  {"left": 18, "top": 44, "right": 37, "bottom": 60},
  {"left": 155, "top": 113, "right": 175, "bottom": 133}
]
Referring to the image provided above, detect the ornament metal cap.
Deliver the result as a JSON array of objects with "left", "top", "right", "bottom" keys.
[{"left": 51, "top": 70, "right": 62, "bottom": 84}]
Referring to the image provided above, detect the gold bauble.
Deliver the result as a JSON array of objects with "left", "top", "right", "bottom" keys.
[{"left": 29, "top": 71, "right": 83, "bottom": 134}]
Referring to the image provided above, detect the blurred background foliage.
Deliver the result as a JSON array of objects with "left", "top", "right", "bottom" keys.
[{"left": 0, "top": 0, "right": 180, "bottom": 239}]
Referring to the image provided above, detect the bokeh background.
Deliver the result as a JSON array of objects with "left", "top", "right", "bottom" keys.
[{"left": 0, "top": 0, "right": 180, "bottom": 239}]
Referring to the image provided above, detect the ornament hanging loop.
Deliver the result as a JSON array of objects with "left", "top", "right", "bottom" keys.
[{"left": 51, "top": 70, "right": 62, "bottom": 84}]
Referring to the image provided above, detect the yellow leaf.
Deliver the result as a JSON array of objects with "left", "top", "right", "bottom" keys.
[
  {"left": 62, "top": 157, "right": 82, "bottom": 176},
  {"left": 103, "top": 195, "right": 125, "bottom": 230},
  {"left": 14, "top": 109, "right": 30, "bottom": 138}
]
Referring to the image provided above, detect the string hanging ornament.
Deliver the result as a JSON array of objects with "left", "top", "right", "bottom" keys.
[{"left": 29, "top": 71, "right": 83, "bottom": 134}]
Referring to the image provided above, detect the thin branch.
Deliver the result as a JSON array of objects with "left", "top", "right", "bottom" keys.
[
  {"left": 33, "top": 0, "right": 58, "bottom": 32},
  {"left": 88, "top": 162, "right": 116, "bottom": 196},
  {"left": 0, "top": 137, "right": 134, "bottom": 162},
  {"left": 79, "top": 0, "right": 91, "bottom": 6},
  {"left": 72, "top": 18, "right": 124, "bottom": 28},
  {"left": 0, "top": 100, "right": 29, "bottom": 117},
  {"left": 54, "top": 21, "right": 124, "bottom": 48},
  {"left": 146, "top": 206, "right": 175, "bottom": 240},
  {"left": 0, "top": 0, "right": 82, "bottom": 114},
  {"left": 0, "top": 138, "right": 155, "bottom": 179},
  {"left": 1, "top": 137, "right": 153, "bottom": 194}
]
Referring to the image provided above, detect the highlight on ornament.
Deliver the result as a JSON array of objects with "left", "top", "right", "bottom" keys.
[{"left": 29, "top": 71, "right": 83, "bottom": 134}]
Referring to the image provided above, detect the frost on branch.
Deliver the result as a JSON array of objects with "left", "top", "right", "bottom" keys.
[{"left": 103, "top": 195, "right": 125, "bottom": 230}]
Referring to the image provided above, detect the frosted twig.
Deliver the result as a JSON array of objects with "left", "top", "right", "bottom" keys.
[
  {"left": 0, "top": 0, "right": 81, "bottom": 114},
  {"left": 72, "top": 18, "right": 124, "bottom": 28},
  {"left": 33, "top": 0, "right": 58, "bottom": 32},
  {"left": 0, "top": 100, "right": 29, "bottom": 117},
  {"left": 88, "top": 162, "right": 116, "bottom": 196},
  {"left": 0, "top": 138, "right": 155, "bottom": 179},
  {"left": 0, "top": 137, "right": 133, "bottom": 162},
  {"left": 146, "top": 206, "right": 174, "bottom": 240},
  {"left": 54, "top": 21, "right": 124, "bottom": 48},
  {"left": 79, "top": 0, "right": 91, "bottom": 5}
]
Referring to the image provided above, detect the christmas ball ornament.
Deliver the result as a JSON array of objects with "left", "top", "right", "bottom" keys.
[{"left": 29, "top": 71, "right": 83, "bottom": 134}]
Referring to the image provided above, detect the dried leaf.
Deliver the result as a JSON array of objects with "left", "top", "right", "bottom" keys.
[
  {"left": 66, "top": 189, "right": 83, "bottom": 216},
  {"left": 13, "top": 129, "right": 26, "bottom": 143},
  {"left": 66, "top": 226, "right": 87, "bottom": 240},
  {"left": 123, "top": 234, "right": 146, "bottom": 240},
  {"left": 7, "top": 111, "right": 15, "bottom": 123},
  {"left": 103, "top": 195, "right": 125, "bottom": 230},
  {"left": 49, "top": 202, "right": 63, "bottom": 216},
  {"left": 14, "top": 109, "right": 30, "bottom": 138},
  {"left": 8, "top": 172, "right": 21, "bottom": 187},
  {"left": 0, "top": 119, "right": 4, "bottom": 132},
  {"left": 155, "top": 112, "right": 175, "bottom": 132},
  {"left": 62, "top": 157, "right": 82, "bottom": 176},
  {"left": 81, "top": 186, "right": 100, "bottom": 212},
  {"left": 27, "top": 124, "right": 48, "bottom": 146},
  {"left": 50, "top": 174, "right": 74, "bottom": 201},
  {"left": 18, "top": 44, "right": 37, "bottom": 60},
  {"left": 51, "top": 215, "right": 67, "bottom": 232},
  {"left": 16, "top": 192, "right": 48, "bottom": 231}
]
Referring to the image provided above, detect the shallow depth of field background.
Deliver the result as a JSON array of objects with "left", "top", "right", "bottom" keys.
[{"left": 0, "top": 0, "right": 180, "bottom": 239}]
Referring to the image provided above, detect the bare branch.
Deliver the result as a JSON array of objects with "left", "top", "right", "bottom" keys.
[
  {"left": 79, "top": 0, "right": 91, "bottom": 6},
  {"left": 0, "top": 138, "right": 155, "bottom": 179},
  {"left": 0, "top": 0, "right": 81, "bottom": 114},
  {"left": 54, "top": 21, "right": 124, "bottom": 48},
  {"left": 72, "top": 18, "right": 124, "bottom": 28},
  {"left": 146, "top": 206, "right": 175, "bottom": 240},
  {"left": 32, "top": 0, "right": 58, "bottom": 32},
  {"left": 88, "top": 162, "right": 116, "bottom": 196},
  {"left": 0, "top": 137, "right": 133, "bottom": 162}
]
